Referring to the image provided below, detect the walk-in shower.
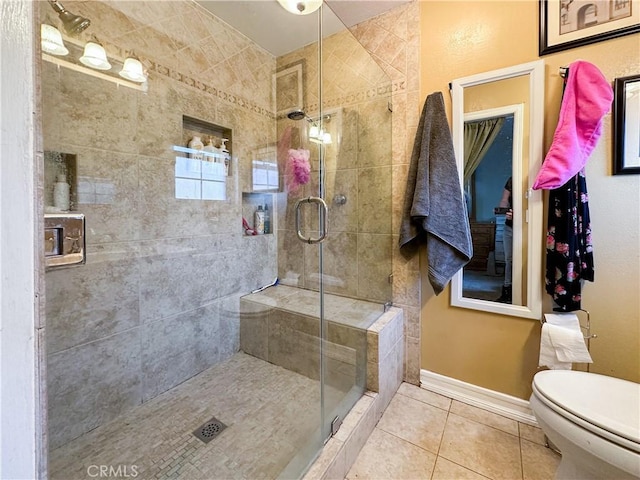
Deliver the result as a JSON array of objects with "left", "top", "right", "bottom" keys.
[{"left": 42, "top": 1, "right": 393, "bottom": 478}]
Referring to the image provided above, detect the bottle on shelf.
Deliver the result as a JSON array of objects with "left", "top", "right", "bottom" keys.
[
  {"left": 188, "top": 135, "right": 204, "bottom": 161},
  {"left": 263, "top": 204, "right": 270, "bottom": 234},
  {"left": 254, "top": 205, "right": 265, "bottom": 235},
  {"left": 202, "top": 137, "right": 216, "bottom": 161},
  {"left": 53, "top": 173, "right": 70, "bottom": 210},
  {"left": 214, "top": 138, "right": 230, "bottom": 175}
]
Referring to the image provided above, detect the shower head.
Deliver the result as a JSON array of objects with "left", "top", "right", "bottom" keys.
[
  {"left": 287, "top": 109, "right": 308, "bottom": 121},
  {"left": 286, "top": 109, "right": 333, "bottom": 124},
  {"left": 48, "top": 0, "right": 91, "bottom": 35}
]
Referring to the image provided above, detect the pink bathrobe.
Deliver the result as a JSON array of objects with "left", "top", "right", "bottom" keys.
[{"left": 533, "top": 61, "right": 613, "bottom": 190}]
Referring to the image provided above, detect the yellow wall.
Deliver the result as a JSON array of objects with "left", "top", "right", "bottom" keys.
[{"left": 419, "top": 0, "right": 640, "bottom": 399}]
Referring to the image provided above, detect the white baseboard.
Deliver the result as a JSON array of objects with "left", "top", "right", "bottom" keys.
[{"left": 420, "top": 370, "right": 538, "bottom": 426}]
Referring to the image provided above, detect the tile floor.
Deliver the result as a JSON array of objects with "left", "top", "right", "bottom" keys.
[
  {"left": 49, "top": 357, "right": 560, "bottom": 480},
  {"left": 347, "top": 383, "right": 561, "bottom": 480},
  {"left": 49, "top": 352, "right": 345, "bottom": 480}
]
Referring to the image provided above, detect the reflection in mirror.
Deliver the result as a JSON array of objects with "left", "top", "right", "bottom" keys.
[
  {"left": 462, "top": 105, "right": 523, "bottom": 305},
  {"left": 450, "top": 61, "right": 544, "bottom": 320}
]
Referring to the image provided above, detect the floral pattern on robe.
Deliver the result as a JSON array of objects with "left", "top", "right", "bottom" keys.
[{"left": 545, "top": 170, "right": 594, "bottom": 312}]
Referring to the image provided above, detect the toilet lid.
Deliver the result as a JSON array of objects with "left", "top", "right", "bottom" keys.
[{"left": 533, "top": 370, "right": 640, "bottom": 445}]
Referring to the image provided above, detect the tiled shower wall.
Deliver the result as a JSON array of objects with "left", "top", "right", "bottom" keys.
[
  {"left": 42, "top": 1, "right": 278, "bottom": 449},
  {"left": 348, "top": 2, "right": 422, "bottom": 384},
  {"left": 275, "top": 26, "right": 394, "bottom": 305}
]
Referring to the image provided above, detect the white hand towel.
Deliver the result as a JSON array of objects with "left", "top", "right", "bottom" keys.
[{"left": 538, "top": 313, "right": 593, "bottom": 369}]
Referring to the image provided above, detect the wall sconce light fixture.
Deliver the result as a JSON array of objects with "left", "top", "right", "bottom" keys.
[
  {"left": 41, "top": 26, "right": 148, "bottom": 92},
  {"left": 41, "top": 24, "right": 69, "bottom": 56},
  {"left": 309, "top": 125, "right": 332, "bottom": 144},
  {"left": 119, "top": 55, "right": 147, "bottom": 83},
  {"left": 79, "top": 39, "right": 112, "bottom": 71}
]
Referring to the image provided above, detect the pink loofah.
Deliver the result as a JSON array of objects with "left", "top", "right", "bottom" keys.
[{"left": 285, "top": 148, "right": 311, "bottom": 193}]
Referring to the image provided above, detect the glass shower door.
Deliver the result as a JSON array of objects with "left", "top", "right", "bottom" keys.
[
  {"left": 279, "top": 3, "right": 395, "bottom": 460},
  {"left": 317, "top": 1, "right": 394, "bottom": 444},
  {"left": 277, "top": 3, "right": 394, "bottom": 463}
]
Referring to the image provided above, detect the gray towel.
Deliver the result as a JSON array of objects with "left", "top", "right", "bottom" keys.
[{"left": 399, "top": 92, "right": 473, "bottom": 295}]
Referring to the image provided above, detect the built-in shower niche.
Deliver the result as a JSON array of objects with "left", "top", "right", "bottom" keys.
[
  {"left": 242, "top": 192, "right": 274, "bottom": 235},
  {"left": 175, "top": 116, "right": 232, "bottom": 201},
  {"left": 44, "top": 151, "right": 77, "bottom": 212}
]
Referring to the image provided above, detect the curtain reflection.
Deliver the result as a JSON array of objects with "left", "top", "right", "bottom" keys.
[{"left": 463, "top": 117, "right": 505, "bottom": 182}]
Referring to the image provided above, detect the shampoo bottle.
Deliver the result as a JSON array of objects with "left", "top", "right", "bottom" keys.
[
  {"left": 254, "top": 205, "right": 265, "bottom": 234},
  {"left": 188, "top": 136, "right": 204, "bottom": 161},
  {"left": 263, "top": 204, "right": 270, "bottom": 234},
  {"left": 202, "top": 137, "right": 215, "bottom": 161}
]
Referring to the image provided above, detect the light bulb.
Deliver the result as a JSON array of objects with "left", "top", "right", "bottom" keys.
[
  {"left": 41, "top": 24, "right": 68, "bottom": 56},
  {"left": 119, "top": 57, "right": 147, "bottom": 83},
  {"left": 79, "top": 41, "right": 111, "bottom": 70}
]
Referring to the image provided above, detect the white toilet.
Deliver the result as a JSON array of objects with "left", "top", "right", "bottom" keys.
[{"left": 530, "top": 370, "right": 640, "bottom": 479}]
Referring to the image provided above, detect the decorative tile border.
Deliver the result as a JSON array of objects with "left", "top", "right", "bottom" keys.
[
  {"left": 306, "top": 81, "right": 405, "bottom": 114},
  {"left": 149, "top": 61, "right": 404, "bottom": 122},
  {"left": 148, "top": 61, "right": 275, "bottom": 120}
]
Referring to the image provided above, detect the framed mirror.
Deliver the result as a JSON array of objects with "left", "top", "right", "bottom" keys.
[{"left": 450, "top": 60, "right": 544, "bottom": 320}]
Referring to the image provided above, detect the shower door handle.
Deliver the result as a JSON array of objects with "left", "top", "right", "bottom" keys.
[{"left": 295, "top": 196, "right": 328, "bottom": 244}]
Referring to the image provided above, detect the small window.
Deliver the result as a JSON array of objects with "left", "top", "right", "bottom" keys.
[
  {"left": 173, "top": 146, "right": 227, "bottom": 201},
  {"left": 252, "top": 145, "right": 279, "bottom": 192}
]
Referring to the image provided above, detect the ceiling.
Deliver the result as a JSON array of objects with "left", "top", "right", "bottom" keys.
[{"left": 196, "top": 0, "right": 410, "bottom": 56}]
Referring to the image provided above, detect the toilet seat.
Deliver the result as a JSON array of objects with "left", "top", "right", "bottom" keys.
[{"left": 532, "top": 370, "right": 640, "bottom": 453}]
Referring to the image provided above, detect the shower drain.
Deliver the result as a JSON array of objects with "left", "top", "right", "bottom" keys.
[{"left": 192, "top": 416, "right": 227, "bottom": 444}]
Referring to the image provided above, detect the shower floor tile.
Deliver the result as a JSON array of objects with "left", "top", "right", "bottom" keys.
[{"left": 49, "top": 352, "right": 329, "bottom": 480}]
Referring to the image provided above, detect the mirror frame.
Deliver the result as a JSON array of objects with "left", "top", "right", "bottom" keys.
[{"left": 450, "top": 60, "right": 544, "bottom": 320}]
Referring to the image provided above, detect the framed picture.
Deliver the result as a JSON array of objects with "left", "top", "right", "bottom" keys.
[
  {"left": 539, "top": 0, "right": 640, "bottom": 55},
  {"left": 613, "top": 74, "right": 640, "bottom": 175}
]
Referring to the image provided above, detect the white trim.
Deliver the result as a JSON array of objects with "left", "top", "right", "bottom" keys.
[
  {"left": 1, "top": 0, "right": 43, "bottom": 478},
  {"left": 420, "top": 370, "right": 538, "bottom": 426}
]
